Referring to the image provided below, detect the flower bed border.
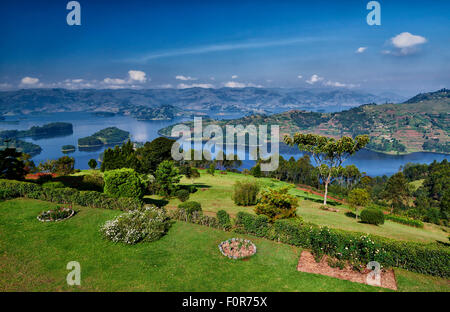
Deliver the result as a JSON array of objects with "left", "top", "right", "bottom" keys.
[
  {"left": 37, "top": 208, "right": 75, "bottom": 222},
  {"left": 218, "top": 238, "right": 257, "bottom": 259}
]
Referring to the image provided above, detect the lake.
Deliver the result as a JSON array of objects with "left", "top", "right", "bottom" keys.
[{"left": 1, "top": 112, "right": 448, "bottom": 177}]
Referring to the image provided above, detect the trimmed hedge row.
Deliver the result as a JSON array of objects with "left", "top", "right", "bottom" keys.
[
  {"left": 386, "top": 214, "right": 424, "bottom": 228},
  {"left": 0, "top": 179, "right": 142, "bottom": 211},
  {"left": 234, "top": 212, "right": 450, "bottom": 278}
]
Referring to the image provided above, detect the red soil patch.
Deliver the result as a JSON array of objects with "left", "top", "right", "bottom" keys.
[{"left": 297, "top": 251, "right": 397, "bottom": 290}]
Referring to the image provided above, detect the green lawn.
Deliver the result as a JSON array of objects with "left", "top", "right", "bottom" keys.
[
  {"left": 1, "top": 198, "right": 448, "bottom": 292},
  {"left": 148, "top": 170, "right": 449, "bottom": 243}
]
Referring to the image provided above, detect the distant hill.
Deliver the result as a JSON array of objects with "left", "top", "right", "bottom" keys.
[
  {"left": 0, "top": 87, "right": 405, "bottom": 117},
  {"left": 160, "top": 89, "right": 449, "bottom": 155}
]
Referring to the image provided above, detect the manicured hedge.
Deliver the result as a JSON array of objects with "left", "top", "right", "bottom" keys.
[
  {"left": 0, "top": 179, "right": 142, "bottom": 211},
  {"left": 386, "top": 214, "right": 424, "bottom": 228},
  {"left": 360, "top": 208, "right": 385, "bottom": 225},
  {"left": 234, "top": 212, "right": 450, "bottom": 278}
]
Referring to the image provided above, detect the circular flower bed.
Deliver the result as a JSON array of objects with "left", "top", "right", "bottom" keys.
[
  {"left": 37, "top": 206, "right": 74, "bottom": 222},
  {"left": 218, "top": 238, "right": 257, "bottom": 259}
]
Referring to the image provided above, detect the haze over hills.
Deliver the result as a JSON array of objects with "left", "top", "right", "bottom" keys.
[
  {"left": 159, "top": 89, "right": 450, "bottom": 155},
  {"left": 0, "top": 87, "right": 405, "bottom": 118}
]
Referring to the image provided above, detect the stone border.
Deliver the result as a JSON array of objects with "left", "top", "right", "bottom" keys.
[
  {"left": 37, "top": 208, "right": 75, "bottom": 222},
  {"left": 218, "top": 238, "right": 257, "bottom": 260}
]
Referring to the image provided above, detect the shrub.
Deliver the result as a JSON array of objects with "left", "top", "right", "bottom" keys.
[
  {"left": 100, "top": 206, "right": 171, "bottom": 244},
  {"left": 42, "top": 181, "right": 65, "bottom": 189},
  {"left": 88, "top": 159, "right": 97, "bottom": 170},
  {"left": 217, "top": 210, "right": 232, "bottom": 230},
  {"left": 385, "top": 214, "right": 424, "bottom": 228},
  {"left": 155, "top": 160, "right": 181, "bottom": 198},
  {"left": 360, "top": 208, "right": 385, "bottom": 225},
  {"left": 104, "top": 168, "right": 145, "bottom": 199},
  {"left": 178, "top": 201, "right": 202, "bottom": 218},
  {"left": 188, "top": 185, "right": 197, "bottom": 193},
  {"left": 175, "top": 189, "right": 190, "bottom": 202},
  {"left": 235, "top": 212, "right": 270, "bottom": 237},
  {"left": 0, "top": 179, "right": 142, "bottom": 211},
  {"left": 232, "top": 180, "right": 260, "bottom": 206},
  {"left": 254, "top": 186, "right": 298, "bottom": 222},
  {"left": 82, "top": 173, "right": 105, "bottom": 192}
]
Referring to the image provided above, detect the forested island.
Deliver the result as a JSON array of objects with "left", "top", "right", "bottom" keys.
[
  {"left": 78, "top": 127, "right": 130, "bottom": 147},
  {"left": 61, "top": 145, "right": 76, "bottom": 153},
  {"left": 0, "top": 138, "right": 42, "bottom": 156}
]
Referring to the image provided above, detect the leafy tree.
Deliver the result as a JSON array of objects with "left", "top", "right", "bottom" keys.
[
  {"left": 207, "top": 162, "right": 216, "bottom": 175},
  {"left": 254, "top": 186, "right": 298, "bottom": 222},
  {"left": 348, "top": 188, "right": 371, "bottom": 219},
  {"left": 155, "top": 160, "right": 181, "bottom": 198},
  {"left": 88, "top": 159, "right": 97, "bottom": 170},
  {"left": 382, "top": 172, "right": 410, "bottom": 212},
  {"left": 0, "top": 147, "right": 27, "bottom": 180},
  {"left": 38, "top": 156, "right": 75, "bottom": 175},
  {"left": 137, "top": 137, "right": 176, "bottom": 173},
  {"left": 250, "top": 163, "right": 262, "bottom": 178},
  {"left": 284, "top": 133, "right": 369, "bottom": 205},
  {"left": 104, "top": 168, "right": 145, "bottom": 199}
]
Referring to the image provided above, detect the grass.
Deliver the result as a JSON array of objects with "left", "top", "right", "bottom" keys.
[
  {"left": 147, "top": 170, "right": 449, "bottom": 244},
  {"left": 0, "top": 198, "right": 448, "bottom": 292}
]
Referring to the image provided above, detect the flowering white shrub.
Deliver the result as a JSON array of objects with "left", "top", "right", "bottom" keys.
[{"left": 100, "top": 205, "right": 171, "bottom": 244}]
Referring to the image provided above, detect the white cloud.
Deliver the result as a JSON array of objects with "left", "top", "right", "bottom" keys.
[
  {"left": 177, "top": 83, "right": 214, "bottom": 89},
  {"left": 386, "top": 32, "right": 427, "bottom": 56},
  {"left": 128, "top": 70, "right": 147, "bottom": 82},
  {"left": 306, "top": 74, "right": 323, "bottom": 85},
  {"left": 324, "top": 80, "right": 359, "bottom": 88},
  {"left": 356, "top": 47, "right": 367, "bottom": 53},
  {"left": 223, "top": 81, "right": 263, "bottom": 88},
  {"left": 391, "top": 32, "right": 427, "bottom": 48},
  {"left": 21, "top": 77, "right": 39, "bottom": 85},
  {"left": 297, "top": 75, "right": 303, "bottom": 79},
  {"left": 103, "top": 78, "right": 127, "bottom": 85},
  {"left": 231, "top": 75, "right": 238, "bottom": 79},
  {"left": 176, "top": 75, "right": 197, "bottom": 81}
]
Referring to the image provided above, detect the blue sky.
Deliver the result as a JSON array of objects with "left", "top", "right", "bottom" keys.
[{"left": 0, "top": 0, "right": 449, "bottom": 95}]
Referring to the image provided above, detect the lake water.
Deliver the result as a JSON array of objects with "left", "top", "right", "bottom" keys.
[{"left": 1, "top": 112, "right": 448, "bottom": 177}]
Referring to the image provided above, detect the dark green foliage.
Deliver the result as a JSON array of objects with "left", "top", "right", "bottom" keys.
[
  {"left": 155, "top": 160, "right": 181, "bottom": 198},
  {"left": 217, "top": 210, "right": 231, "bottom": 230},
  {"left": 175, "top": 189, "right": 190, "bottom": 202},
  {"left": 207, "top": 163, "right": 215, "bottom": 175},
  {"left": 88, "top": 159, "right": 97, "bottom": 170},
  {"left": 104, "top": 168, "right": 145, "bottom": 199},
  {"left": 382, "top": 172, "right": 410, "bottom": 210},
  {"left": 136, "top": 137, "right": 176, "bottom": 173},
  {"left": 254, "top": 187, "right": 298, "bottom": 222},
  {"left": 82, "top": 173, "right": 104, "bottom": 192},
  {"left": 360, "top": 208, "right": 385, "bottom": 225},
  {"left": 385, "top": 214, "right": 424, "bottom": 228},
  {"left": 250, "top": 163, "right": 262, "bottom": 178},
  {"left": 0, "top": 147, "right": 27, "bottom": 180},
  {"left": 232, "top": 180, "right": 260, "bottom": 206},
  {"left": 0, "top": 179, "right": 142, "bottom": 211},
  {"left": 235, "top": 212, "right": 270, "bottom": 237}
]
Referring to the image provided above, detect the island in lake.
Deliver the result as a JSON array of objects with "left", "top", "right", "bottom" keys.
[
  {"left": 0, "top": 122, "right": 73, "bottom": 156},
  {"left": 61, "top": 145, "right": 76, "bottom": 153},
  {"left": 78, "top": 127, "right": 130, "bottom": 148}
]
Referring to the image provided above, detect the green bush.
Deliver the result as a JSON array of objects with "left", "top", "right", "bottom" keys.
[
  {"left": 104, "top": 168, "right": 145, "bottom": 199},
  {"left": 217, "top": 210, "right": 232, "bottom": 230},
  {"left": 235, "top": 212, "right": 270, "bottom": 237},
  {"left": 385, "top": 214, "right": 424, "bottom": 228},
  {"left": 254, "top": 186, "right": 298, "bottom": 222},
  {"left": 360, "top": 208, "right": 385, "bottom": 225},
  {"left": 42, "top": 181, "right": 65, "bottom": 189},
  {"left": 232, "top": 180, "right": 260, "bottom": 206},
  {"left": 175, "top": 189, "right": 190, "bottom": 202},
  {"left": 0, "top": 179, "right": 142, "bottom": 211},
  {"left": 100, "top": 206, "right": 172, "bottom": 244},
  {"left": 82, "top": 173, "right": 104, "bottom": 192},
  {"left": 178, "top": 201, "right": 202, "bottom": 217},
  {"left": 169, "top": 208, "right": 220, "bottom": 228}
]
